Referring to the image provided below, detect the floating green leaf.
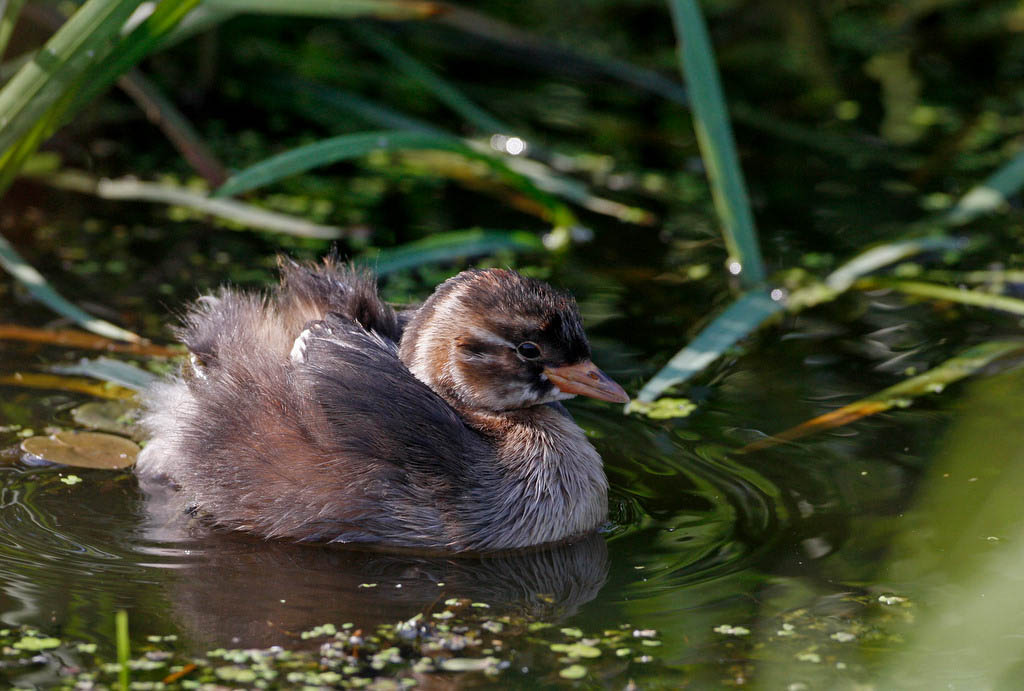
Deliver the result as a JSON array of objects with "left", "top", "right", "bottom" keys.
[
  {"left": 359, "top": 230, "right": 543, "bottom": 275},
  {"left": 71, "top": 400, "right": 139, "bottom": 437},
  {"left": 668, "top": 0, "right": 764, "bottom": 287},
  {"left": 20, "top": 431, "right": 140, "bottom": 469},
  {"left": 637, "top": 291, "right": 784, "bottom": 401}
]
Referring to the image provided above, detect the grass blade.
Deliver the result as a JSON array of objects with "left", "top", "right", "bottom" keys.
[
  {"left": 0, "top": 324, "right": 179, "bottom": 356},
  {"left": 668, "top": 0, "right": 765, "bottom": 288},
  {"left": 116, "top": 610, "right": 129, "bottom": 691},
  {"left": 437, "top": 6, "right": 689, "bottom": 107},
  {"left": 70, "top": 0, "right": 202, "bottom": 110},
  {"left": 0, "top": 0, "right": 202, "bottom": 195},
  {"left": 280, "top": 81, "right": 655, "bottom": 225},
  {"left": 944, "top": 146, "right": 1024, "bottom": 227},
  {"left": 214, "top": 130, "right": 578, "bottom": 228},
  {"left": 358, "top": 229, "right": 543, "bottom": 275},
  {"left": 0, "top": 373, "right": 136, "bottom": 399},
  {"left": 202, "top": 0, "right": 442, "bottom": 18},
  {"left": 824, "top": 236, "right": 964, "bottom": 293},
  {"left": 0, "top": 0, "right": 140, "bottom": 154},
  {"left": 741, "top": 340, "right": 1024, "bottom": 453},
  {"left": 636, "top": 291, "right": 784, "bottom": 401},
  {"left": 52, "top": 357, "right": 158, "bottom": 391},
  {"left": 0, "top": 234, "right": 141, "bottom": 342},
  {"left": 285, "top": 78, "right": 443, "bottom": 134},
  {"left": 350, "top": 23, "right": 510, "bottom": 135},
  {"left": 116, "top": 68, "right": 227, "bottom": 186},
  {"left": 0, "top": 0, "right": 26, "bottom": 60},
  {"left": 215, "top": 130, "right": 466, "bottom": 197},
  {"left": 36, "top": 171, "right": 345, "bottom": 239},
  {"left": 856, "top": 277, "right": 1024, "bottom": 316}
]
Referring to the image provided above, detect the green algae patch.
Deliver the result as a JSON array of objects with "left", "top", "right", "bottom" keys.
[
  {"left": 0, "top": 609, "right": 665, "bottom": 689},
  {"left": 626, "top": 397, "right": 697, "bottom": 419},
  {"left": 12, "top": 636, "right": 61, "bottom": 651}
]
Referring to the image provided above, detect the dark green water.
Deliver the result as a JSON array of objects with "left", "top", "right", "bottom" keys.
[
  {"left": 3, "top": 2, "right": 1024, "bottom": 687},
  {"left": 3, "top": 223, "right": 1023, "bottom": 687}
]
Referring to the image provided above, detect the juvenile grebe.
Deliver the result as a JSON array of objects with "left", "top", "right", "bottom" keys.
[{"left": 137, "top": 258, "right": 628, "bottom": 552}]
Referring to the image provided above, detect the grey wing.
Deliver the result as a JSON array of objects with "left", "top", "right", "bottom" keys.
[{"left": 291, "top": 312, "right": 488, "bottom": 491}]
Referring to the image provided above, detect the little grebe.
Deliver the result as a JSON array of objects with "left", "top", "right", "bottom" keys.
[{"left": 138, "top": 258, "right": 629, "bottom": 552}]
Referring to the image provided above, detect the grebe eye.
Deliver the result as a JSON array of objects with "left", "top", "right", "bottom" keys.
[{"left": 516, "top": 341, "right": 542, "bottom": 360}]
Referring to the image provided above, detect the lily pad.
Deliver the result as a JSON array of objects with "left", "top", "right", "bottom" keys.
[
  {"left": 71, "top": 400, "right": 139, "bottom": 437},
  {"left": 20, "top": 431, "right": 139, "bottom": 469}
]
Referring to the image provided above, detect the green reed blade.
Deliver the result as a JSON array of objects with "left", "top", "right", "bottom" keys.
[
  {"left": 280, "top": 81, "right": 655, "bottom": 225},
  {"left": 0, "top": 0, "right": 202, "bottom": 196},
  {"left": 53, "top": 357, "right": 159, "bottom": 391},
  {"left": 214, "top": 130, "right": 578, "bottom": 228},
  {"left": 636, "top": 291, "right": 784, "bottom": 401},
  {"left": 856, "top": 277, "right": 1024, "bottom": 316},
  {"left": 0, "top": 234, "right": 141, "bottom": 342},
  {"left": 116, "top": 610, "right": 129, "bottom": 691},
  {"left": 71, "top": 0, "right": 202, "bottom": 109},
  {"left": 944, "top": 146, "right": 1024, "bottom": 227},
  {"left": 202, "top": 0, "right": 440, "bottom": 18},
  {"left": 668, "top": 0, "right": 765, "bottom": 288},
  {"left": 36, "top": 171, "right": 344, "bottom": 239},
  {"left": 0, "top": 0, "right": 26, "bottom": 60},
  {"left": 284, "top": 78, "right": 443, "bottom": 134},
  {"left": 350, "top": 23, "right": 510, "bottom": 135},
  {"left": 0, "top": 0, "right": 140, "bottom": 154},
  {"left": 437, "top": 6, "right": 689, "bottom": 108},
  {"left": 359, "top": 229, "right": 544, "bottom": 275},
  {"left": 824, "top": 236, "right": 964, "bottom": 293},
  {"left": 215, "top": 130, "right": 466, "bottom": 197},
  {"left": 161, "top": 0, "right": 441, "bottom": 49}
]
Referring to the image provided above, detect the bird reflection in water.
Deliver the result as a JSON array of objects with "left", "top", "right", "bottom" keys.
[{"left": 142, "top": 483, "right": 607, "bottom": 651}]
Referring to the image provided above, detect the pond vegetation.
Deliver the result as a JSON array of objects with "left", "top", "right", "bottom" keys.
[{"left": 2, "top": 0, "right": 1024, "bottom": 688}]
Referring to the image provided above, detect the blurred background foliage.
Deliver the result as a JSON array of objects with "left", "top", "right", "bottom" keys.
[{"left": 3, "top": 0, "right": 1024, "bottom": 396}]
